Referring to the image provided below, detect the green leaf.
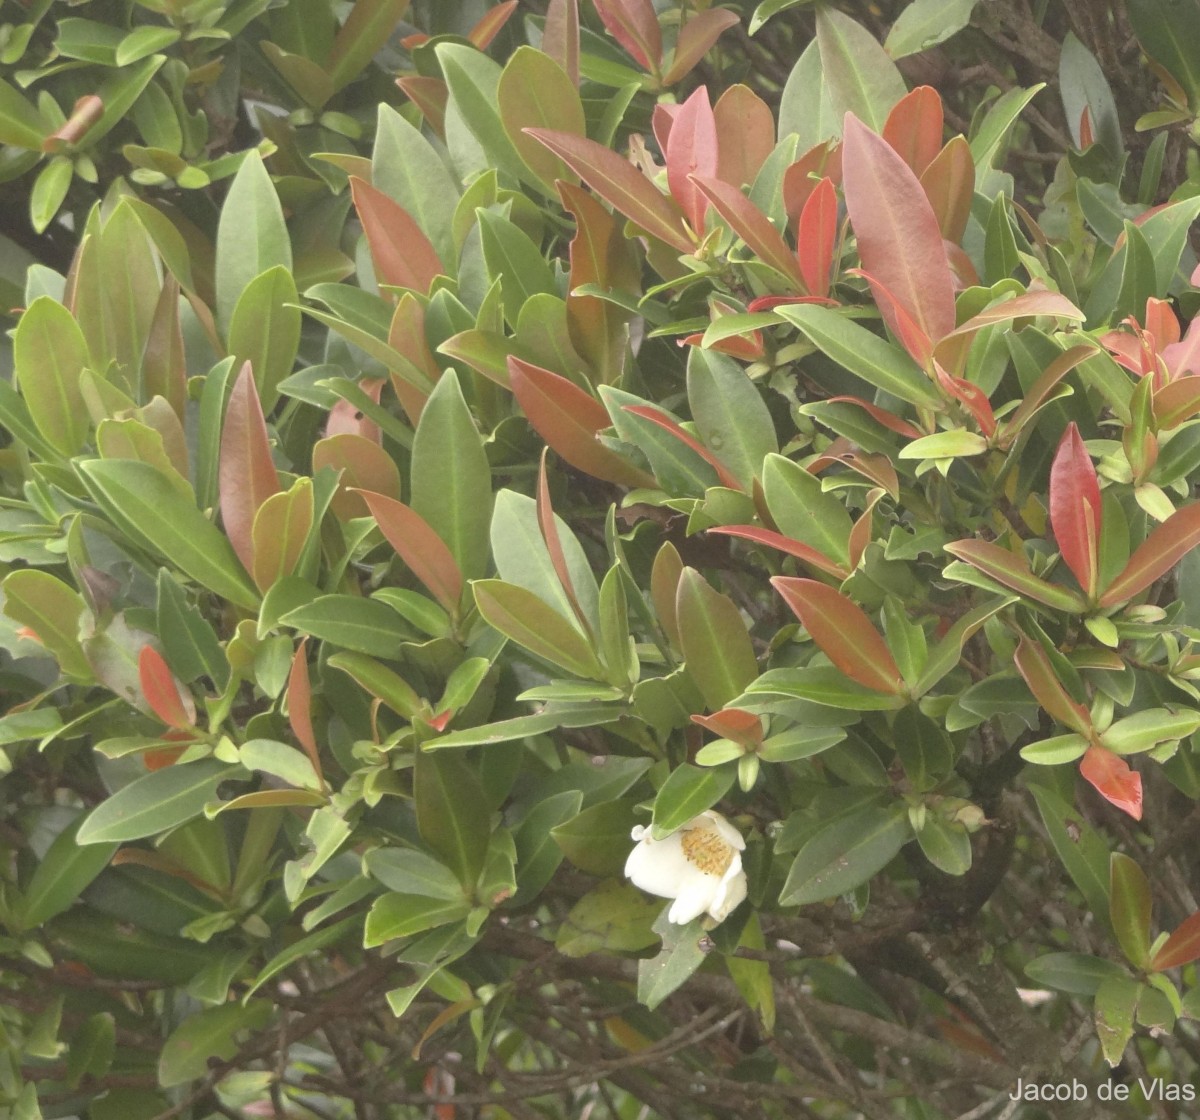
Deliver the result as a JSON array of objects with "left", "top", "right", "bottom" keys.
[
  {"left": 77, "top": 761, "right": 245, "bottom": 845},
  {"left": 498, "top": 46, "right": 585, "bottom": 192},
  {"left": 280, "top": 595, "right": 411, "bottom": 658},
  {"left": 156, "top": 570, "right": 230, "bottom": 690},
  {"left": 776, "top": 305, "right": 942, "bottom": 408},
  {"left": 363, "top": 893, "right": 471, "bottom": 947},
  {"left": 424, "top": 704, "right": 623, "bottom": 749},
  {"left": 2, "top": 569, "right": 91, "bottom": 680},
  {"left": 77, "top": 459, "right": 261, "bottom": 611},
  {"left": 513, "top": 789, "right": 584, "bottom": 902},
  {"left": 650, "top": 763, "right": 735, "bottom": 838},
  {"left": 746, "top": 666, "right": 906, "bottom": 709},
  {"left": 892, "top": 707, "right": 954, "bottom": 791},
  {"left": 365, "top": 847, "right": 465, "bottom": 900},
  {"left": 29, "top": 155, "right": 72, "bottom": 234},
  {"left": 239, "top": 739, "right": 322, "bottom": 791},
  {"left": 215, "top": 153, "right": 292, "bottom": 335},
  {"left": 676, "top": 567, "right": 759, "bottom": 710},
  {"left": 915, "top": 816, "right": 972, "bottom": 876},
  {"left": 1029, "top": 780, "right": 1112, "bottom": 932},
  {"left": 637, "top": 910, "right": 708, "bottom": 1010},
  {"left": 116, "top": 25, "right": 182, "bottom": 65},
  {"left": 473, "top": 579, "right": 604, "bottom": 680},
  {"left": 478, "top": 209, "right": 558, "bottom": 328},
  {"left": 327, "top": 0, "right": 411, "bottom": 93},
  {"left": 20, "top": 814, "right": 117, "bottom": 929},
  {"left": 969, "top": 84, "right": 1046, "bottom": 175},
  {"left": 885, "top": 0, "right": 979, "bottom": 58},
  {"left": 13, "top": 295, "right": 90, "bottom": 457},
  {"left": 781, "top": 802, "right": 911, "bottom": 904},
  {"left": 65, "top": 1013, "right": 116, "bottom": 1090},
  {"left": 158, "top": 1001, "right": 272, "bottom": 1087},
  {"left": 243, "top": 916, "right": 359, "bottom": 998},
  {"left": 227, "top": 266, "right": 301, "bottom": 409},
  {"left": 414, "top": 749, "right": 491, "bottom": 890},
  {"left": 327, "top": 651, "right": 421, "bottom": 717},
  {"left": 686, "top": 347, "right": 778, "bottom": 490},
  {"left": 1127, "top": 0, "right": 1200, "bottom": 106},
  {"left": 551, "top": 797, "right": 641, "bottom": 877},
  {"left": 556, "top": 880, "right": 660, "bottom": 957},
  {"left": 1110, "top": 852, "right": 1153, "bottom": 968},
  {"left": 815, "top": 6, "right": 907, "bottom": 133},
  {"left": 1095, "top": 975, "right": 1141, "bottom": 1067},
  {"left": 898, "top": 430, "right": 989, "bottom": 460},
  {"left": 1115, "top": 220, "right": 1158, "bottom": 321},
  {"left": 411, "top": 371, "right": 492, "bottom": 581},
  {"left": 1025, "top": 952, "right": 1129, "bottom": 996},
  {"left": 0, "top": 77, "right": 48, "bottom": 148},
  {"left": 761, "top": 453, "right": 853, "bottom": 568}
]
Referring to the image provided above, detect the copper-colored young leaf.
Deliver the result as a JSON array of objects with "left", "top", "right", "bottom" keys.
[
  {"left": 666, "top": 87, "right": 718, "bottom": 234},
  {"left": 325, "top": 378, "right": 384, "bottom": 443},
  {"left": 349, "top": 176, "right": 443, "bottom": 294},
  {"left": 691, "top": 176, "right": 805, "bottom": 289},
  {"left": 918, "top": 135, "right": 974, "bottom": 244},
  {"left": 1153, "top": 376, "right": 1200, "bottom": 429},
  {"left": 706, "top": 525, "right": 848, "bottom": 579},
  {"left": 771, "top": 577, "right": 903, "bottom": 694},
  {"left": 882, "top": 86, "right": 944, "bottom": 177},
  {"left": 312, "top": 433, "right": 402, "bottom": 521},
  {"left": 663, "top": 8, "right": 740, "bottom": 86},
  {"left": 543, "top": 0, "right": 580, "bottom": 87},
  {"left": 138, "top": 645, "right": 195, "bottom": 730},
  {"left": 1151, "top": 910, "right": 1200, "bottom": 971},
  {"left": 621, "top": 404, "right": 742, "bottom": 491},
  {"left": 691, "top": 707, "right": 764, "bottom": 747},
  {"left": 932, "top": 359, "right": 997, "bottom": 438},
  {"left": 944, "top": 540, "right": 1087, "bottom": 612},
  {"left": 525, "top": 130, "right": 692, "bottom": 253},
  {"left": 1099, "top": 501, "right": 1200, "bottom": 607},
  {"left": 852, "top": 267, "right": 935, "bottom": 369},
  {"left": 713, "top": 85, "right": 774, "bottom": 190},
  {"left": 592, "top": 0, "right": 662, "bottom": 72},
  {"left": 508, "top": 357, "right": 655, "bottom": 488},
  {"left": 537, "top": 450, "right": 593, "bottom": 637},
  {"left": 388, "top": 294, "right": 439, "bottom": 423},
  {"left": 1050, "top": 423, "right": 1102, "bottom": 598},
  {"left": 797, "top": 176, "right": 837, "bottom": 299},
  {"left": 219, "top": 362, "right": 281, "bottom": 573},
  {"left": 843, "top": 113, "right": 955, "bottom": 348},
  {"left": 396, "top": 76, "right": 448, "bottom": 135},
  {"left": 1013, "top": 634, "right": 1092, "bottom": 734},
  {"left": 1080, "top": 746, "right": 1143, "bottom": 820},
  {"left": 286, "top": 638, "right": 326, "bottom": 793},
  {"left": 467, "top": 0, "right": 517, "bottom": 48},
  {"left": 783, "top": 141, "right": 841, "bottom": 231},
  {"left": 357, "top": 489, "right": 464, "bottom": 613}
]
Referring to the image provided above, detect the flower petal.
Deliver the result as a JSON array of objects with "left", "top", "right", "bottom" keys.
[{"left": 625, "top": 831, "right": 690, "bottom": 899}]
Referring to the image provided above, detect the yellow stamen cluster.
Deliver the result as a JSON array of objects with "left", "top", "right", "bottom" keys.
[{"left": 681, "top": 826, "right": 734, "bottom": 876}]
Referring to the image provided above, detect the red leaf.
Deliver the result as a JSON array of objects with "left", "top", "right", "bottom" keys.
[
  {"left": 508, "top": 357, "right": 655, "bottom": 488},
  {"left": 706, "top": 524, "right": 849, "bottom": 579},
  {"left": 350, "top": 176, "right": 443, "bottom": 293},
  {"left": 543, "top": 0, "right": 581, "bottom": 87},
  {"left": 1099, "top": 501, "right": 1200, "bottom": 607},
  {"left": 1013, "top": 635, "right": 1092, "bottom": 734},
  {"left": 357, "top": 489, "right": 464, "bottom": 613},
  {"left": 537, "top": 449, "right": 594, "bottom": 636},
  {"left": 933, "top": 359, "right": 997, "bottom": 438},
  {"left": 847, "top": 487, "right": 885, "bottom": 570},
  {"left": 138, "top": 646, "right": 195, "bottom": 730},
  {"left": 468, "top": 0, "right": 518, "bottom": 48},
  {"left": 882, "top": 86, "right": 944, "bottom": 177},
  {"left": 851, "top": 267, "right": 935, "bottom": 369},
  {"left": 325, "top": 377, "right": 384, "bottom": 442},
  {"left": 652, "top": 102, "right": 679, "bottom": 157},
  {"left": 691, "top": 176, "right": 805, "bottom": 289},
  {"left": 663, "top": 8, "right": 740, "bottom": 85},
  {"left": 1050, "top": 423, "right": 1102, "bottom": 597},
  {"left": 842, "top": 114, "right": 956, "bottom": 348},
  {"left": 797, "top": 176, "right": 837, "bottom": 299},
  {"left": 287, "top": 638, "right": 326, "bottom": 792},
  {"left": 713, "top": 85, "right": 775, "bottom": 190},
  {"left": 944, "top": 540, "right": 1087, "bottom": 612},
  {"left": 919, "top": 135, "right": 974, "bottom": 244},
  {"left": 820, "top": 396, "right": 922, "bottom": 438},
  {"left": 771, "top": 576, "right": 904, "bottom": 693},
  {"left": 933, "top": 291, "right": 1086, "bottom": 376},
  {"left": 622, "top": 404, "right": 744, "bottom": 491},
  {"left": 1151, "top": 911, "right": 1200, "bottom": 971},
  {"left": 691, "top": 707, "right": 764, "bottom": 747},
  {"left": 525, "top": 130, "right": 692, "bottom": 253},
  {"left": 219, "top": 361, "right": 281, "bottom": 572},
  {"left": 592, "top": 0, "right": 662, "bottom": 71},
  {"left": 396, "top": 76, "right": 448, "bottom": 135},
  {"left": 1153, "top": 376, "right": 1200, "bottom": 429},
  {"left": 666, "top": 87, "right": 718, "bottom": 234},
  {"left": 783, "top": 141, "right": 841, "bottom": 232},
  {"left": 1080, "top": 746, "right": 1143, "bottom": 820},
  {"left": 1078, "top": 105, "right": 1094, "bottom": 149}
]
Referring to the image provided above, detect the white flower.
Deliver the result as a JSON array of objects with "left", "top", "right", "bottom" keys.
[{"left": 624, "top": 810, "right": 747, "bottom": 925}]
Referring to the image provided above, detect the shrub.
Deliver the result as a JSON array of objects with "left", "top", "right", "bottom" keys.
[{"left": 4, "top": 2, "right": 1200, "bottom": 1118}]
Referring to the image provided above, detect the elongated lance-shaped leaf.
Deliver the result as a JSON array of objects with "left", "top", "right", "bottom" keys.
[
  {"left": 537, "top": 450, "right": 594, "bottom": 638},
  {"left": 286, "top": 638, "right": 326, "bottom": 792},
  {"left": 544, "top": 0, "right": 580, "bottom": 86},
  {"left": 138, "top": 646, "right": 195, "bottom": 730},
  {"left": 706, "top": 525, "right": 848, "bottom": 579},
  {"left": 843, "top": 113, "right": 956, "bottom": 349},
  {"left": 943, "top": 539, "right": 1087, "bottom": 612},
  {"left": 919, "top": 134, "right": 974, "bottom": 243},
  {"left": 350, "top": 177, "right": 443, "bottom": 294},
  {"left": 772, "top": 577, "right": 904, "bottom": 694},
  {"left": 1049, "top": 423, "right": 1102, "bottom": 598},
  {"left": 1013, "top": 634, "right": 1092, "bottom": 735},
  {"left": 219, "top": 363, "right": 281, "bottom": 574},
  {"left": 666, "top": 88, "right": 718, "bottom": 234},
  {"left": 1099, "top": 501, "right": 1200, "bottom": 607},
  {"left": 1109, "top": 853, "right": 1153, "bottom": 967},
  {"left": 664, "top": 9, "right": 740, "bottom": 86},
  {"left": 676, "top": 567, "right": 759, "bottom": 710},
  {"left": 356, "top": 489, "right": 463, "bottom": 614},
  {"left": 327, "top": 0, "right": 411, "bottom": 93},
  {"left": 498, "top": 47, "right": 584, "bottom": 193},
  {"left": 882, "top": 86, "right": 944, "bottom": 177},
  {"left": 525, "top": 130, "right": 693, "bottom": 253},
  {"left": 14, "top": 296, "right": 90, "bottom": 457},
  {"left": 474, "top": 579, "right": 604, "bottom": 680},
  {"left": 1151, "top": 910, "right": 1200, "bottom": 971},
  {"left": 797, "top": 176, "right": 837, "bottom": 298},
  {"left": 621, "top": 405, "right": 743, "bottom": 491},
  {"left": 692, "top": 176, "right": 805, "bottom": 289},
  {"left": 593, "top": 0, "right": 662, "bottom": 71}
]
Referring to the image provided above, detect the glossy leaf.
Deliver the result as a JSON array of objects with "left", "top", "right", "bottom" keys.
[
  {"left": 20, "top": 815, "right": 117, "bottom": 929},
  {"left": 1013, "top": 634, "right": 1092, "bottom": 734},
  {"left": 919, "top": 135, "right": 974, "bottom": 243},
  {"left": 138, "top": 646, "right": 195, "bottom": 730},
  {"left": 327, "top": 0, "right": 411, "bottom": 93},
  {"left": 1049, "top": 423, "right": 1102, "bottom": 597},
  {"left": 675, "top": 567, "right": 759, "bottom": 710},
  {"left": 650, "top": 764, "right": 736, "bottom": 837},
  {"left": 219, "top": 363, "right": 281, "bottom": 574},
  {"left": 414, "top": 749, "right": 490, "bottom": 890},
  {"left": 782, "top": 802, "right": 911, "bottom": 904},
  {"left": 474, "top": 580, "right": 603, "bottom": 680},
  {"left": 664, "top": 9, "right": 740, "bottom": 86},
  {"left": 1080, "top": 746, "right": 1143, "bottom": 820},
  {"left": 497, "top": 47, "right": 584, "bottom": 192},
  {"left": 692, "top": 176, "right": 804, "bottom": 288},
  {"left": 350, "top": 176, "right": 442, "bottom": 294},
  {"left": 2, "top": 569, "right": 91, "bottom": 680},
  {"left": 593, "top": 0, "right": 661, "bottom": 71},
  {"left": 1110, "top": 853, "right": 1153, "bottom": 967},
  {"left": 280, "top": 596, "right": 410, "bottom": 658},
  {"left": 1099, "top": 501, "right": 1200, "bottom": 607},
  {"left": 14, "top": 296, "right": 90, "bottom": 457},
  {"left": 252, "top": 478, "right": 314, "bottom": 593},
  {"left": 1151, "top": 910, "right": 1200, "bottom": 971},
  {"left": 943, "top": 540, "right": 1087, "bottom": 612}
]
